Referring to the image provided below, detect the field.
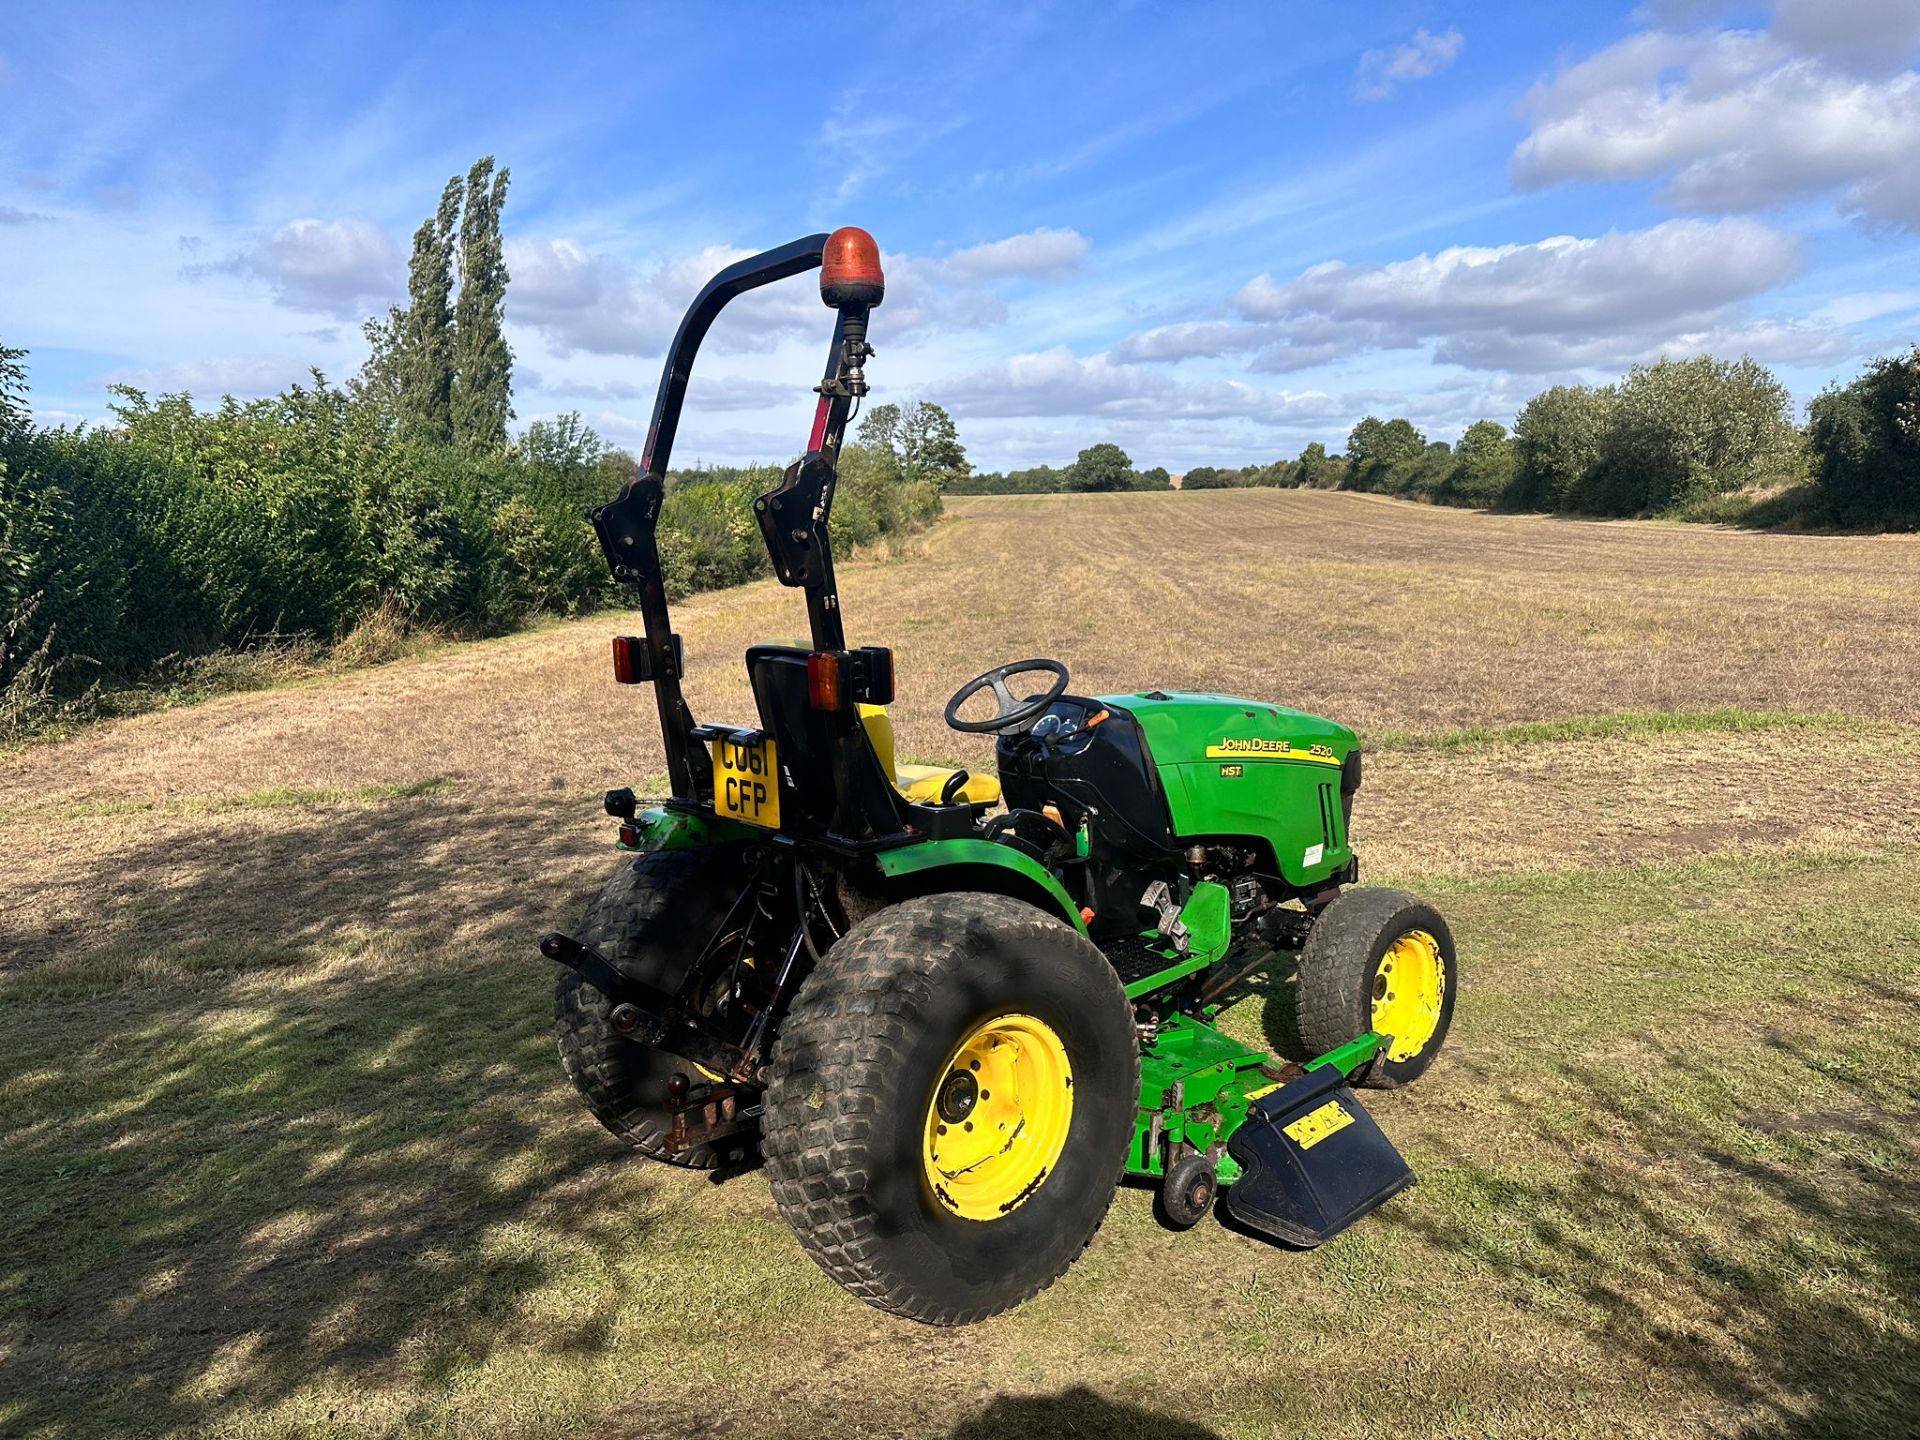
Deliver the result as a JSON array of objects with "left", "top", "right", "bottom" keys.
[{"left": 3, "top": 489, "right": 1918, "bottom": 1440}]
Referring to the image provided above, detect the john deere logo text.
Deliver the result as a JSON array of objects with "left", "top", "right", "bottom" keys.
[
  {"left": 1204, "top": 738, "right": 1340, "bottom": 765},
  {"left": 1213, "top": 737, "right": 1293, "bottom": 755}
]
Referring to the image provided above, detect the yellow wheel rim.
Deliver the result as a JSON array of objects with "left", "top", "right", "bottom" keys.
[
  {"left": 922, "top": 1013, "right": 1074, "bottom": 1221},
  {"left": 1371, "top": 930, "right": 1446, "bottom": 1063}
]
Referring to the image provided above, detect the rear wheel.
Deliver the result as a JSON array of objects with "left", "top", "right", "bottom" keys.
[
  {"left": 553, "top": 846, "right": 753, "bottom": 1167},
  {"left": 762, "top": 893, "right": 1138, "bottom": 1325},
  {"left": 1296, "top": 887, "right": 1456, "bottom": 1089}
]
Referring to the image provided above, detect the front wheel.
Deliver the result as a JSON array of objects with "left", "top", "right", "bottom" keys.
[
  {"left": 1296, "top": 887, "right": 1456, "bottom": 1089},
  {"left": 762, "top": 893, "right": 1138, "bottom": 1325}
]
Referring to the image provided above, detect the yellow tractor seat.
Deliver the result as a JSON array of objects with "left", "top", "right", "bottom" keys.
[{"left": 858, "top": 704, "right": 1001, "bottom": 807}]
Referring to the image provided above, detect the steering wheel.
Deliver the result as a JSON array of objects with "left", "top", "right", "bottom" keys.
[{"left": 944, "top": 658, "right": 1070, "bottom": 735}]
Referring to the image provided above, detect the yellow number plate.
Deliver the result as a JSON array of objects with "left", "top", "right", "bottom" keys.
[
  {"left": 712, "top": 736, "right": 780, "bottom": 829},
  {"left": 1283, "top": 1098, "right": 1355, "bottom": 1150}
]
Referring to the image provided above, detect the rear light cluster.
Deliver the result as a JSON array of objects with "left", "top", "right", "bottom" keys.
[
  {"left": 611, "top": 634, "right": 683, "bottom": 684},
  {"left": 807, "top": 645, "right": 894, "bottom": 710}
]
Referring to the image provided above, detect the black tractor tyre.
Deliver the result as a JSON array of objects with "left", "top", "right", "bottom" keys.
[
  {"left": 761, "top": 893, "right": 1139, "bottom": 1325},
  {"left": 1156, "top": 1151, "right": 1218, "bottom": 1231},
  {"left": 554, "top": 846, "right": 749, "bottom": 1167},
  {"left": 1296, "top": 886, "right": 1457, "bottom": 1091}
]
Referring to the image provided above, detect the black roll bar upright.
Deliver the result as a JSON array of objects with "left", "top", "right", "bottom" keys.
[{"left": 589, "top": 230, "right": 879, "bottom": 806}]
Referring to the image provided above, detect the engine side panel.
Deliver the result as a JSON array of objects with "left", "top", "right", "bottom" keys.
[{"left": 1101, "top": 692, "right": 1358, "bottom": 889}]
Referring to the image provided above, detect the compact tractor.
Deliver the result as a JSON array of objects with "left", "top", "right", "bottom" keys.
[{"left": 543, "top": 228, "right": 1456, "bottom": 1324}]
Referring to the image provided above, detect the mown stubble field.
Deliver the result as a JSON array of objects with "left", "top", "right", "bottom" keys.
[{"left": 3, "top": 489, "right": 1917, "bottom": 1440}]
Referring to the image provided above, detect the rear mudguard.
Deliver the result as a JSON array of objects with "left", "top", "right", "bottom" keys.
[
  {"left": 620, "top": 805, "right": 766, "bottom": 853},
  {"left": 874, "top": 838, "right": 1088, "bottom": 935},
  {"left": 1223, "top": 1064, "right": 1414, "bottom": 1246}
]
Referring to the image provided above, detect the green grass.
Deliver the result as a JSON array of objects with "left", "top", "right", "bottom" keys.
[
  {"left": 1362, "top": 705, "right": 1869, "bottom": 753},
  {"left": 4, "top": 840, "right": 1917, "bottom": 1439}
]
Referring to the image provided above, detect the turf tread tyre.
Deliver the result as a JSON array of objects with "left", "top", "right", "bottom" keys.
[
  {"left": 761, "top": 893, "right": 1138, "bottom": 1325},
  {"left": 554, "top": 846, "right": 745, "bottom": 1167},
  {"left": 1297, "top": 886, "right": 1456, "bottom": 1090}
]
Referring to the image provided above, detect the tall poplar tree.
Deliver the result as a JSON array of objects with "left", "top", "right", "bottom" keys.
[
  {"left": 452, "top": 156, "right": 513, "bottom": 453},
  {"left": 396, "top": 176, "right": 461, "bottom": 443}
]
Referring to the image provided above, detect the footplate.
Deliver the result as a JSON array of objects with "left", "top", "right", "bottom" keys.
[{"left": 1222, "top": 1064, "right": 1414, "bottom": 1247}]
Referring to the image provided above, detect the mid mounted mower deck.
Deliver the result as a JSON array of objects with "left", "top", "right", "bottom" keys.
[{"left": 541, "top": 228, "right": 1456, "bottom": 1324}]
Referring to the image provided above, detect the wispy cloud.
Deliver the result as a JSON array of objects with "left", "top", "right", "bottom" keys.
[
  {"left": 1355, "top": 27, "right": 1464, "bottom": 101},
  {"left": 814, "top": 91, "right": 965, "bottom": 205}
]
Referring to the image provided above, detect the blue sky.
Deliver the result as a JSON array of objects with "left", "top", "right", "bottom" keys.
[{"left": 4, "top": 0, "right": 1918, "bottom": 471}]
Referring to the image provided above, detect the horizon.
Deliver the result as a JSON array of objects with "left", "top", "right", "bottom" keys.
[{"left": 4, "top": 0, "right": 1918, "bottom": 472}]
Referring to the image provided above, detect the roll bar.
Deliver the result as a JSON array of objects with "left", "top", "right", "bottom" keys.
[{"left": 590, "top": 231, "right": 880, "bottom": 804}]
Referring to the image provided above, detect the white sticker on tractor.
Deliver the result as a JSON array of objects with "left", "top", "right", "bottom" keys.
[{"left": 1303, "top": 843, "right": 1324, "bottom": 867}]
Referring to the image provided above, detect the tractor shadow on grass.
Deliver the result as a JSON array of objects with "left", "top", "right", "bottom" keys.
[
  {"left": 948, "top": 1386, "right": 1223, "bottom": 1440},
  {"left": 1378, "top": 1040, "right": 1920, "bottom": 1439},
  {"left": 0, "top": 789, "right": 661, "bottom": 1438}
]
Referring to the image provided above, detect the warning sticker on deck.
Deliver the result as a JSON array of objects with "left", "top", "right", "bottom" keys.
[{"left": 1283, "top": 1099, "right": 1355, "bottom": 1150}]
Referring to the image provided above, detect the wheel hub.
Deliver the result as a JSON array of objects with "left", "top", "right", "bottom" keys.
[
  {"left": 935, "top": 1070, "right": 979, "bottom": 1124},
  {"left": 1371, "top": 929, "right": 1446, "bottom": 1063},
  {"left": 922, "top": 1013, "right": 1074, "bottom": 1221}
]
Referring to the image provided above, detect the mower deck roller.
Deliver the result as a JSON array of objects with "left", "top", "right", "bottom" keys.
[{"left": 545, "top": 227, "right": 1457, "bottom": 1325}]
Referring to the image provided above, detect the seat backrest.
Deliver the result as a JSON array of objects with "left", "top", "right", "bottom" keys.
[
  {"left": 857, "top": 703, "right": 897, "bottom": 778},
  {"left": 745, "top": 644, "right": 901, "bottom": 840}
]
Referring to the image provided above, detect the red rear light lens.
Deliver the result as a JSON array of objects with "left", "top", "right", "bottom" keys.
[
  {"left": 808, "top": 651, "right": 845, "bottom": 710},
  {"left": 612, "top": 636, "right": 645, "bottom": 684}
]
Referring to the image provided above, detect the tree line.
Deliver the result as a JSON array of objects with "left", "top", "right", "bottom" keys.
[
  {"left": 1168, "top": 349, "right": 1919, "bottom": 529},
  {"left": 0, "top": 160, "right": 939, "bottom": 735},
  {"left": 952, "top": 442, "right": 1172, "bottom": 494}
]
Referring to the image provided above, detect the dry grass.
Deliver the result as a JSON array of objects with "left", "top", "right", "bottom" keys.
[
  {"left": 3, "top": 489, "right": 1918, "bottom": 1439},
  {"left": 7, "top": 490, "right": 1918, "bottom": 814}
]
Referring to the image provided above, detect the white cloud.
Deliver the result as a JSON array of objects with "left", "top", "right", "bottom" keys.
[
  {"left": 209, "top": 218, "right": 405, "bottom": 320},
  {"left": 530, "top": 373, "right": 651, "bottom": 403},
  {"left": 100, "top": 354, "right": 315, "bottom": 398},
  {"left": 1239, "top": 218, "right": 1798, "bottom": 332},
  {"left": 1771, "top": 0, "right": 1920, "bottom": 76},
  {"left": 1109, "top": 321, "right": 1268, "bottom": 364},
  {"left": 1512, "top": 15, "right": 1920, "bottom": 229},
  {"left": 1428, "top": 317, "right": 1850, "bottom": 373},
  {"left": 1355, "top": 27, "right": 1464, "bottom": 102},
  {"left": 504, "top": 238, "right": 797, "bottom": 358},
  {"left": 940, "top": 346, "right": 1342, "bottom": 425},
  {"left": 941, "top": 227, "right": 1090, "bottom": 281},
  {"left": 506, "top": 227, "right": 1090, "bottom": 359},
  {"left": 1115, "top": 217, "right": 1821, "bottom": 375}
]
